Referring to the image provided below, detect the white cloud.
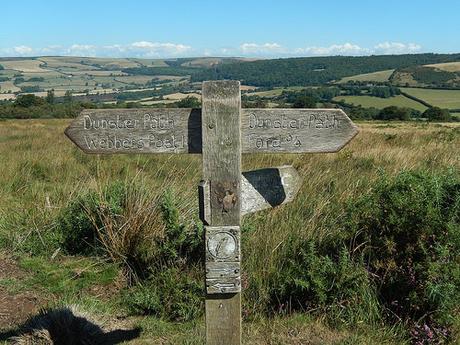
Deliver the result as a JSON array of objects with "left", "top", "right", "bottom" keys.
[
  {"left": 373, "top": 42, "right": 421, "bottom": 54},
  {"left": 8, "top": 45, "right": 34, "bottom": 55},
  {"left": 239, "top": 42, "right": 285, "bottom": 55},
  {"left": 66, "top": 44, "right": 97, "bottom": 56},
  {"left": 0, "top": 41, "right": 423, "bottom": 58},
  {"left": 296, "top": 43, "right": 369, "bottom": 56},
  {"left": 291, "top": 42, "right": 422, "bottom": 57},
  {"left": 127, "top": 41, "right": 191, "bottom": 57},
  {"left": 0, "top": 41, "right": 192, "bottom": 58}
]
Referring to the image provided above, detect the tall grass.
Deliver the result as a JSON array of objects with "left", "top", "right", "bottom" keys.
[{"left": 0, "top": 119, "right": 459, "bottom": 342}]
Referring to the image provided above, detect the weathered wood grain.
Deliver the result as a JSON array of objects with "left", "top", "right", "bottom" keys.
[
  {"left": 200, "top": 165, "right": 301, "bottom": 224},
  {"left": 241, "top": 108, "right": 358, "bottom": 153},
  {"left": 202, "top": 80, "right": 241, "bottom": 345},
  {"left": 65, "top": 108, "right": 358, "bottom": 154},
  {"left": 198, "top": 180, "right": 211, "bottom": 225},
  {"left": 241, "top": 165, "right": 301, "bottom": 215},
  {"left": 64, "top": 108, "right": 201, "bottom": 154},
  {"left": 63, "top": 80, "right": 360, "bottom": 345}
]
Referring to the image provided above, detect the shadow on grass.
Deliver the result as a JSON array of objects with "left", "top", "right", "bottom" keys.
[{"left": 0, "top": 307, "right": 141, "bottom": 344}]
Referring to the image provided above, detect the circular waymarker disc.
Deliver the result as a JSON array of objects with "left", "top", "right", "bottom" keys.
[{"left": 207, "top": 231, "right": 237, "bottom": 259}]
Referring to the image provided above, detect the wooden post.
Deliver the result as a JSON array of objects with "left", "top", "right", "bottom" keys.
[
  {"left": 201, "top": 80, "right": 242, "bottom": 345},
  {"left": 65, "top": 80, "right": 359, "bottom": 345}
]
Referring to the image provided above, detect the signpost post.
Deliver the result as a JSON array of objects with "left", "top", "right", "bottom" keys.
[{"left": 65, "top": 80, "right": 358, "bottom": 345}]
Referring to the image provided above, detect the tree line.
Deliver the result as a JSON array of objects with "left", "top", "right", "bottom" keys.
[{"left": 191, "top": 53, "right": 460, "bottom": 87}]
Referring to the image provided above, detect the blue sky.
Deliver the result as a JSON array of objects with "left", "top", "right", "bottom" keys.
[{"left": 1, "top": 0, "right": 459, "bottom": 58}]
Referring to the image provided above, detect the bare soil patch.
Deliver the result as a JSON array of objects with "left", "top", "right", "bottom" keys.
[{"left": 0, "top": 254, "right": 46, "bottom": 331}]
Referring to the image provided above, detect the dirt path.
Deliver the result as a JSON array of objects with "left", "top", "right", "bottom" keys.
[{"left": 0, "top": 254, "right": 46, "bottom": 331}]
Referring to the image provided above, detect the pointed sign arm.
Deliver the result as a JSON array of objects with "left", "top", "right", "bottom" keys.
[{"left": 65, "top": 108, "right": 358, "bottom": 154}]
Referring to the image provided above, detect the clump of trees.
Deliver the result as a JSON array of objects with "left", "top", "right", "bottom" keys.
[
  {"left": 20, "top": 85, "right": 42, "bottom": 93},
  {"left": 423, "top": 107, "right": 452, "bottom": 121},
  {"left": 369, "top": 86, "right": 400, "bottom": 98},
  {"left": 340, "top": 83, "right": 401, "bottom": 98},
  {"left": 176, "top": 96, "right": 200, "bottom": 108},
  {"left": 14, "top": 94, "right": 45, "bottom": 107},
  {"left": 375, "top": 106, "right": 412, "bottom": 121},
  {"left": 0, "top": 92, "right": 85, "bottom": 119},
  {"left": 399, "top": 66, "right": 458, "bottom": 86}
]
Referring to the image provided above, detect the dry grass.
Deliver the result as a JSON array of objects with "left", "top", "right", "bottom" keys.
[
  {"left": 127, "top": 313, "right": 404, "bottom": 344},
  {"left": 0, "top": 119, "right": 458, "bottom": 344},
  {"left": 0, "top": 81, "right": 20, "bottom": 93},
  {"left": 1, "top": 119, "right": 457, "bottom": 279},
  {"left": 246, "top": 86, "right": 306, "bottom": 97},
  {"left": 0, "top": 94, "right": 16, "bottom": 100},
  {"left": 425, "top": 61, "right": 460, "bottom": 72},
  {"left": 390, "top": 71, "right": 419, "bottom": 87},
  {"left": 38, "top": 57, "right": 99, "bottom": 71},
  {"left": 69, "top": 70, "right": 127, "bottom": 77},
  {"left": 113, "top": 76, "right": 156, "bottom": 84},
  {"left": 241, "top": 85, "right": 258, "bottom": 91},
  {"left": 140, "top": 100, "right": 177, "bottom": 105},
  {"left": 127, "top": 58, "right": 168, "bottom": 67},
  {"left": 163, "top": 92, "right": 201, "bottom": 100},
  {"left": 339, "top": 69, "right": 395, "bottom": 83},
  {"left": 0, "top": 60, "right": 49, "bottom": 73}
]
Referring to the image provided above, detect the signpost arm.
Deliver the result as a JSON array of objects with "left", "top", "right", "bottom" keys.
[{"left": 202, "top": 80, "right": 242, "bottom": 345}]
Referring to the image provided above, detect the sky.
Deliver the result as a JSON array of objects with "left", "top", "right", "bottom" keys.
[{"left": 1, "top": 0, "right": 459, "bottom": 58}]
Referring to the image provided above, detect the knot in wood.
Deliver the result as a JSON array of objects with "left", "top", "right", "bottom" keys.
[
  {"left": 214, "top": 181, "right": 238, "bottom": 213},
  {"left": 222, "top": 190, "right": 237, "bottom": 212}
]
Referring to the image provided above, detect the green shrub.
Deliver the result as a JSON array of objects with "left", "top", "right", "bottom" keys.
[
  {"left": 14, "top": 94, "right": 45, "bottom": 108},
  {"left": 58, "top": 182, "right": 205, "bottom": 321},
  {"left": 265, "top": 169, "right": 459, "bottom": 342},
  {"left": 344, "top": 170, "right": 460, "bottom": 329},
  {"left": 424, "top": 107, "right": 452, "bottom": 122},
  {"left": 375, "top": 106, "right": 411, "bottom": 121},
  {"left": 176, "top": 96, "right": 201, "bottom": 108},
  {"left": 57, "top": 182, "right": 126, "bottom": 255},
  {"left": 269, "top": 238, "right": 380, "bottom": 324},
  {"left": 58, "top": 180, "right": 202, "bottom": 266},
  {"left": 123, "top": 267, "right": 203, "bottom": 321},
  {"left": 157, "top": 190, "right": 203, "bottom": 268}
]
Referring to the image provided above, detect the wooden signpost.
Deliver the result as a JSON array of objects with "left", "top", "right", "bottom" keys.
[{"left": 66, "top": 80, "right": 358, "bottom": 345}]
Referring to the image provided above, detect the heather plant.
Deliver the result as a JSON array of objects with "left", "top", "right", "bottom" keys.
[
  {"left": 57, "top": 181, "right": 204, "bottom": 320},
  {"left": 123, "top": 266, "right": 203, "bottom": 322},
  {"left": 343, "top": 169, "right": 460, "bottom": 340},
  {"left": 269, "top": 240, "right": 380, "bottom": 324},
  {"left": 1, "top": 119, "right": 459, "bottom": 343},
  {"left": 58, "top": 181, "right": 130, "bottom": 256},
  {"left": 157, "top": 190, "right": 203, "bottom": 268}
]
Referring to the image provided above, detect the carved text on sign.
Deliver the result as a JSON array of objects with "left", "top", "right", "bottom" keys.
[
  {"left": 83, "top": 113, "right": 176, "bottom": 130},
  {"left": 83, "top": 134, "right": 186, "bottom": 151},
  {"left": 248, "top": 113, "right": 340, "bottom": 130},
  {"left": 66, "top": 108, "right": 358, "bottom": 154}
]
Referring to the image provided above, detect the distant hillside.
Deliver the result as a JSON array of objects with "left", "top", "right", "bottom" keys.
[
  {"left": 191, "top": 53, "right": 460, "bottom": 87},
  {"left": 2, "top": 53, "right": 460, "bottom": 116}
]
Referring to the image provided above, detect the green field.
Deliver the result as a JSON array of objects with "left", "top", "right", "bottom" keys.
[
  {"left": 333, "top": 94, "right": 428, "bottom": 111},
  {"left": 339, "top": 69, "right": 394, "bottom": 83},
  {"left": 247, "top": 86, "right": 310, "bottom": 97},
  {"left": 401, "top": 87, "right": 460, "bottom": 109}
]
